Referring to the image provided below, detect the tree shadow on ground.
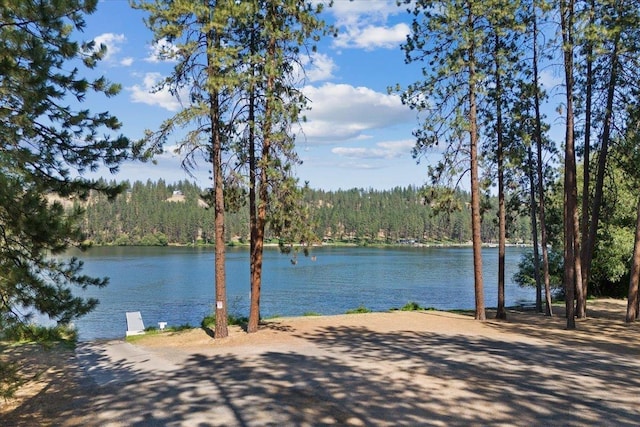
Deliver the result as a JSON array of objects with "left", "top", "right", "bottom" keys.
[
  {"left": 0, "top": 343, "right": 88, "bottom": 426},
  {"left": 485, "top": 303, "right": 640, "bottom": 356},
  {"left": 5, "top": 305, "right": 640, "bottom": 426},
  {"left": 295, "top": 321, "right": 640, "bottom": 426}
]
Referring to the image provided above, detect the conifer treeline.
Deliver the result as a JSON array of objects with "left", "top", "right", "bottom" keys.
[{"left": 78, "top": 180, "right": 531, "bottom": 246}]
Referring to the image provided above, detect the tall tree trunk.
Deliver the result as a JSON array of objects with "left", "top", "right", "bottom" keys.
[
  {"left": 532, "top": 3, "right": 553, "bottom": 316},
  {"left": 468, "top": 5, "right": 485, "bottom": 321},
  {"left": 209, "top": 31, "right": 228, "bottom": 339},
  {"left": 212, "top": 115, "right": 228, "bottom": 339},
  {"left": 495, "top": 32, "right": 506, "bottom": 320},
  {"left": 247, "top": 24, "right": 260, "bottom": 333},
  {"left": 249, "top": 7, "right": 277, "bottom": 333},
  {"left": 626, "top": 196, "right": 640, "bottom": 323},
  {"left": 573, "top": 190, "right": 584, "bottom": 318},
  {"left": 527, "top": 144, "right": 543, "bottom": 312},
  {"left": 578, "top": 0, "right": 595, "bottom": 319},
  {"left": 202, "top": 19, "right": 228, "bottom": 338},
  {"left": 560, "top": 0, "right": 576, "bottom": 329},
  {"left": 583, "top": 37, "right": 621, "bottom": 312}
]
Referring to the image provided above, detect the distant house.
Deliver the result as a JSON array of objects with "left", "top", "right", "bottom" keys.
[
  {"left": 166, "top": 190, "right": 208, "bottom": 208},
  {"left": 397, "top": 238, "right": 417, "bottom": 245}
]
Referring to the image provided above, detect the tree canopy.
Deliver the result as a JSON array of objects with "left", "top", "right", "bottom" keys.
[{"left": 0, "top": 0, "right": 131, "bottom": 333}]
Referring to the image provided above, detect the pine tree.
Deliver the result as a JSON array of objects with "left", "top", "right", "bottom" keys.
[
  {"left": 482, "top": 0, "right": 526, "bottom": 320},
  {"left": 0, "top": 0, "right": 130, "bottom": 333},
  {"left": 579, "top": 0, "right": 640, "bottom": 316},
  {"left": 400, "top": 0, "right": 491, "bottom": 320},
  {"left": 531, "top": 0, "right": 554, "bottom": 316},
  {"left": 234, "top": 0, "right": 328, "bottom": 333},
  {"left": 131, "top": 0, "right": 246, "bottom": 338}
]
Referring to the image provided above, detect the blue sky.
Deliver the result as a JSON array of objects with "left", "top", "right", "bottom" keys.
[
  {"left": 77, "top": 0, "right": 426, "bottom": 191},
  {"left": 80, "top": 0, "right": 564, "bottom": 191}
]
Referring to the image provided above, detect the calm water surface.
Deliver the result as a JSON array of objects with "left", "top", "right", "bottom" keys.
[{"left": 70, "top": 246, "right": 535, "bottom": 340}]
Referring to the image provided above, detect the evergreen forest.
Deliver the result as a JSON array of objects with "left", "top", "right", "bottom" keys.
[{"left": 77, "top": 179, "right": 532, "bottom": 247}]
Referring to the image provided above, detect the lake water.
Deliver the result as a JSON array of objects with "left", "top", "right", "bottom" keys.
[{"left": 69, "top": 245, "right": 535, "bottom": 340}]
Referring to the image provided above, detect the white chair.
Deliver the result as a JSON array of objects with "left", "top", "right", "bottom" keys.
[{"left": 125, "top": 311, "right": 145, "bottom": 336}]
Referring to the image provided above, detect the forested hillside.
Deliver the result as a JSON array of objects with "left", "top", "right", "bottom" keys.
[{"left": 77, "top": 180, "right": 531, "bottom": 246}]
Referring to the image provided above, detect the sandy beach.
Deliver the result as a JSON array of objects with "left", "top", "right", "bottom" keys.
[{"left": 2, "top": 298, "right": 640, "bottom": 426}]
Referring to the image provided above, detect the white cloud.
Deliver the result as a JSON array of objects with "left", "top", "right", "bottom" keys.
[
  {"left": 128, "top": 72, "right": 182, "bottom": 112},
  {"left": 539, "top": 69, "right": 563, "bottom": 90},
  {"left": 332, "top": 139, "right": 414, "bottom": 160},
  {"left": 300, "top": 83, "right": 413, "bottom": 143},
  {"left": 354, "top": 134, "right": 373, "bottom": 141},
  {"left": 303, "top": 52, "right": 337, "bottom": 82},
  {"left": 328, "top": 0, "right": 401, "bottom": 26},
  {"left": 335, "top": 160, "right": 379, "bottom": 170},
  {"left": 324, "top": 0, "right": 409, "bottom": 50},
  {"left": 292, "top": 52, "right": 337, "bottom": 84},
  {"left": 145, "top": 38, "right": 179, "bottom": 63},
  {"left": 334, "top": 23, "right": 409, "bottom": 50},
  {"left": 377, "top": 139, "right": 415, "bottom": 152},
  {"left": 120, "top": 57, "right": 134, "bottom": 67},
  {"left": 161, "top": 144, "right": 184, "bottom": 157},
  {"left": 93, "top": 33, "right": 126, "bottom": 62}
]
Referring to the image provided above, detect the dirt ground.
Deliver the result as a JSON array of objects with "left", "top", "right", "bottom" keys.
[{"left": 2, "top": 299, "right": 640, "bottom": 426}]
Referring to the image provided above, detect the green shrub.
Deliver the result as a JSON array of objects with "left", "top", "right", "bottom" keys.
[
  {"left": 148, "top": 323, "right": 192, "bottom": 332},
  {"left": 168, "top": 323, "right": 192, "bottom": 332},
  {"left": 126, "top": 323, "right": 194, "bottom": 342},
  {"left": 0, "top": 324, "right": 77, "bottom": 346},
  {"left": 139, "top": 233, "right": 169, "bottom": 246},
  {"left": 201, "top": 314, "right": 248, "bottom": 329},
  {"left": 345, "top": 305, "right": 371, "bottom": 314},
  {"left": 400, "top": 301, "right": 426, "bottom": 311},
  {"left": 303, "top": 311, "right": 321, "bottom": 317},
  {"left": 228, "top": 315, "right": 248, "bottom": 326},
  {"left": 201, "top": 314, "right": 216, "bottom": 329},
  {"left": 114, "top": 234, "right": 131, "bottom": 246},
  {"left": 514, "top": 249, "right": 564, "bottom": 295}
]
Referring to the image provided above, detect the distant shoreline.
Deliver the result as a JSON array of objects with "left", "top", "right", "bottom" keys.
[{"left": 87, "top": 241, "right": 533, "bottom": 249}]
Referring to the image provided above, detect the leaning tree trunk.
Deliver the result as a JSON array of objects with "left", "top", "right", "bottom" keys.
[
  {"left": 578, "top": 0, "right": 595, "bottom": 319},
  {"left": 583, "top": 38, "right": 621, "bottom": 315}
]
